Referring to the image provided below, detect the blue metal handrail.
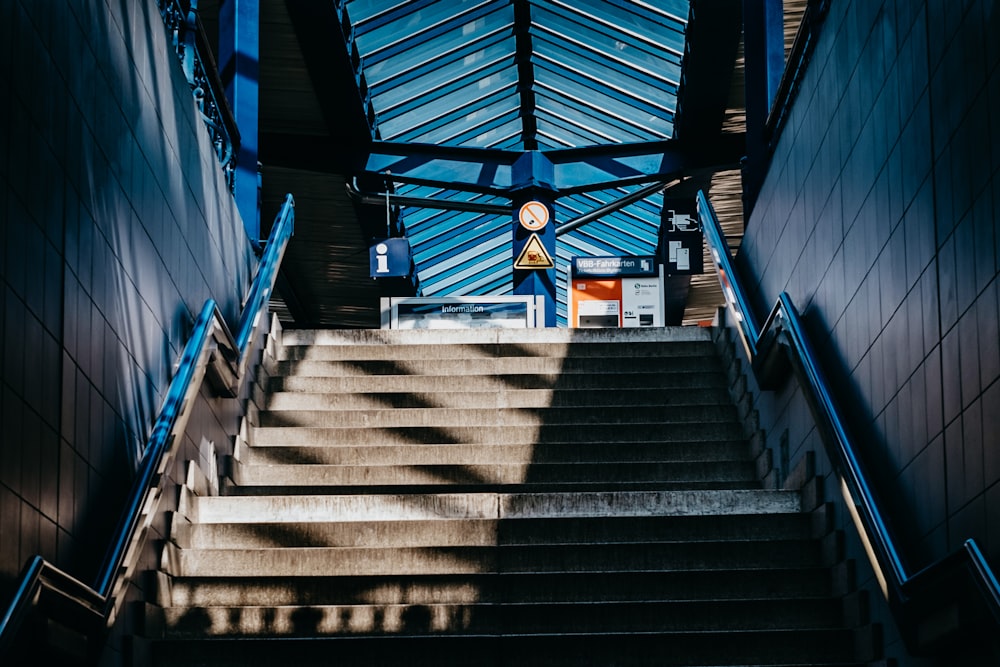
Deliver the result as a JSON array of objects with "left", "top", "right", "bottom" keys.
[
  {"left": 698, "top": 189, "right": 1000, "bottom": 651},
  {"left": 0, "top": 194, "right": 294, "bottom": 658},
  {"left": 236, "top": 194, "right": 295, "bottom": 356},
  {"left": 698, "top": 190, "right": 761, "bottom": 359}
]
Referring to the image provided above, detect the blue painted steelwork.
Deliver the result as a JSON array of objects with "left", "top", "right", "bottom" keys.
[
  {"left": 511, "top": 182, "right": 557, "bottom": 325},
  {"left": 219, "top": 0, "right": 261, "bottom": 240},
  {"left": 0, "top": 195, "right": 297, "bottom": 659},
  {"left": 741, "top": 0, "right": 787, "bottom": 215},
  {"left": 699, "top": 189, "right": 1000, "bottom": 653},
  {"left": 345, "top": 0, "right": 693, "bottom": 324},
  {"left": 364, "top": 140, "right": 702, "bottom": 195}
]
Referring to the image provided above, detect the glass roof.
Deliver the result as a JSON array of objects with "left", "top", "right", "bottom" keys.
[{"left": 345, "top": 0, "right": 690, "bottom": 324}]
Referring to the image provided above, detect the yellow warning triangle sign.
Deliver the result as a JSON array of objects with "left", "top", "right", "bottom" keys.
[{"left": 514, "top": 233, "right": 555, "bottom": 269}]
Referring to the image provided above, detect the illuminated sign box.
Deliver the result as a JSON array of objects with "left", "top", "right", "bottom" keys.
[
  {"left": 572, "top": 256, "right": 658, "bottom": 278},
  {"left": 382, "top": 296, "right": 543, "bottom": 329}
]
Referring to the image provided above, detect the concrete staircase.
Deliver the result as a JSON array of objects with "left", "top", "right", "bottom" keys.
[{"left": 144, "top": 327, "right": 884, "bottom": 666}]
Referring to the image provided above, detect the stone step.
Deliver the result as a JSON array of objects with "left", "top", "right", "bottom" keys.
[
  {"left": 160, "top": 538, "right": 821, "bottom": 578},
  {"left": 149, "top": 628, "right": 864, "bottom": 666},
  {"left": 250, "top": 422, "right": 747, "bottom": 446},
  {"left": 268, "top": 355, "right": 722, "bottom": 378},
  {"left": 225, "top": 460, "right": 758, "bottom": 488},
  {"left": 159, "top": 597, "right": 845, "bottom": 637},
  {"left": 158, "top": 566, "right": 834, "bottom": 607},
  {"left": 259, "top": 387, "right": 733, "bottom": 410},
  {"left": 221, "top": 481, "right": 767, "bottom": 496},
  {"left": 236, "top": 441, "right": 752, "bottom": 466},
  {"left": 275, "top": 339, "right": 720, "bottom": 361},
  {"left": 186, "top": 490, "right": 801, "bottom": 524},
  {"left": 266, "top": 371, "right": 729, "bottom": 393},
  {"left": 171, "top": 514, "right": 811, "bottom": 550},
  {"left": 256, "top": 404, "right": 737, "bottom": 428},
  {"left": 280, "top": 326, "right": 713, "bottom": 347}
]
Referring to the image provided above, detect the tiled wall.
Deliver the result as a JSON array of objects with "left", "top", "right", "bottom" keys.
[
  {"left": 736, "top": 0, "right": 1000, "bottom": 662},
  {"left": 0, "top": 0, "right": 256, "bottom": 600}
]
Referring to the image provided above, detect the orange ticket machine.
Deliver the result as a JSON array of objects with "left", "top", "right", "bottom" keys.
[{"left": 569, "top": 256, "right": 663, "bottom": 328}]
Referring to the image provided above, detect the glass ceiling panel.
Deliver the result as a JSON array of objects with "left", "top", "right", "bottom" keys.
[
  {"left": 375, "top": 42, "right": 516, "bottom": 112},
  {"left": 533, "top": 90, "right": 667, "bottom": 145},
  {"left": 530, "top": 6, "right": 684, "bottom": 81},
  {"left": 532, "top": 57, "right": 677, "bottom": 124},
  {"left": 379, "top": 82, "right": 520, "bottom": 141},
  {"left": 533, "top": 116, "right": 620, "bottom": 150},
  {"left": 437, "top": 113, "right": 524, "bottom": 149},
  {"left": 378, "top": 61, "right": 517, "bottom": 123},
  {"left": 543, "top": 0, "right": 687, "bottom": 52},
  {"left": 362, "top": 25, "right": 515, "bottom": 86},
  {"left": 351, "top": 1, "right": 510, "bottom": 62},
  {"left": 398, "top": 103, "right": 522, "bottom": 147},
  {"left": 530, "top": 27, "right": 681, "bottom": 95}
]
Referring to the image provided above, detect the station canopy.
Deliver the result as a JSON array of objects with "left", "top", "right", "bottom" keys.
[{"left": 345, "top": 0, "right": 692, "bottom": 324}]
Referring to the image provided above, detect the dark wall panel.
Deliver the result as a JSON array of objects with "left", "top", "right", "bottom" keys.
[
  {"left": 0, "top": 0, "right": 256, "bottom": 601},
  {"left": 735, "top": 1, "right": 1000, "bottom": 663}
]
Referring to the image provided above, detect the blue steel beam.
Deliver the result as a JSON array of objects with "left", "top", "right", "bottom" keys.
[
  {"left": 364, "top": 137, "right": 742, "bottom": 196},
  {"left": 512, "top": 0, "right": 537, "bottom": 150},
  {"left": 219, "top": 0, "right": 260, "bottom": 239},
  {"left": 365, "top": 141, "right": 517, "bottom": 194},
  {"left": 742, "top": 0, "right": 785, "bottom": 214}
]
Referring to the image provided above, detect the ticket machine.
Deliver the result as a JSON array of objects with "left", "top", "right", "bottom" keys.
[{"left": 569, "top": 256, "right": 663, "bottom": 328}]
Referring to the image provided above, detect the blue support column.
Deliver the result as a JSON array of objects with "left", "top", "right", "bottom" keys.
[
  {"left": 741, "top": 0, "right": 785, "bottom": 215},
  {"left": 511, "top": 152, "right": 557, "bottom": 327},
  {"left": 219, "top": 0, "right": 260, "bottom": 241}
]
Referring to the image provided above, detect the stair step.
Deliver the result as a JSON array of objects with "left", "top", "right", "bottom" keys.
[
  {"left": 250, "top": 422, "right": 747, "bottom": 445},
  {"left": 159, "top": 598, "right": 845, "bottom": 637},
  {"left": 256, "top": 405, "right": 737, "bottom": 428},
  {"left": 267, "top": 372, "right": 729, "bottom": 393},
  {"left": 280, "top": 326, "right": 713, "bottom": 347},
  {"left": 161, "top": 539, "right": 821, "bottom": 577},
  {"left": 221, "top": 481, "right": 768, "bottom": 495},
  {"left": 159, "top": 567, "right": 834, "bottom": 607},
  {"left": 275, "top": 340, "right": 720, "bottom": 361},
  {"left": 149, "top": 629, "right": 864, "bottom": 666},
  {"left": 269, "top": 355, "right": 722, "bottom": 377},
  {"left": 188, "top": 490, "right": 800, "bottom": 523},
  {"left": 171, "top": 514, "right": 812, "bottom": 549},
  {"left": 260, "top": 387, "right": 732, "bottom": 410},
  {"left": 226, "top": 460, "right": 759, "bottom": 488},
  {"left": 236, "top": 441, "right": 753, "bottom": 465}
]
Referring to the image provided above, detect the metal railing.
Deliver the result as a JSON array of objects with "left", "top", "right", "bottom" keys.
[
  {"left": 0, "top": 194, "right": 295, "bottom": 661},
  {"left": 698, "top": 189, "right": 1000, "bottom": 655},
  {"left": 160, "top": 0, "right": 241, "bottom": 191}
]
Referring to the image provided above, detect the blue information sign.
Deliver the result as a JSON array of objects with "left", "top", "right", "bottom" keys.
[{"left": 370, "top": 238, "right": 412, "bottom": 278}]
